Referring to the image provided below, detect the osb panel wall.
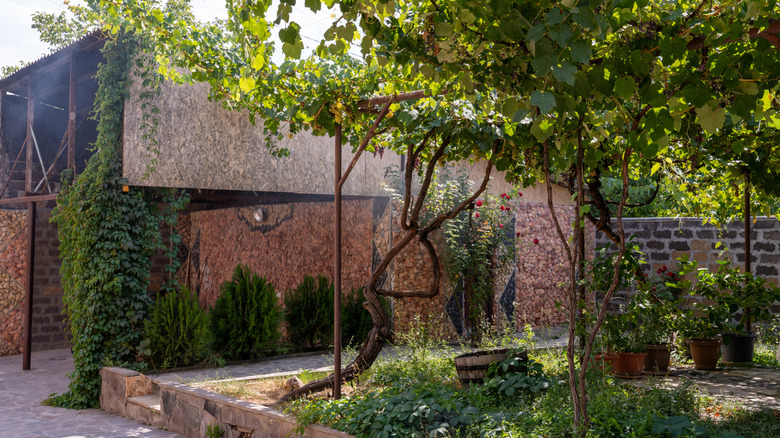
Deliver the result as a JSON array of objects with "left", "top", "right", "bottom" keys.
[
  {"left": 514, "top": 203, "right": 577, "bottom": 328},
  {"left": 0, "top": 209, "right": 26, "bottom": 356},
  {"left": 392, "top": 200, "right": 580, "bottom": 339},
  {"left": 123, "top": 78, "right": 400, "bottom": 197},
  {"left": 179, "top": 200, "right": 376, "bottom": 309}
]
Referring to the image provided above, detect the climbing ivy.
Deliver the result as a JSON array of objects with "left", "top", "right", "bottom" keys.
[{"left": 48, "top": 32, "right": 161, "bottom": 409}]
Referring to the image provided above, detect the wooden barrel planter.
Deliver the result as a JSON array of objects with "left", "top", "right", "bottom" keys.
[{"left": 454, "top": 348, "right": 527, "bottom": 386}]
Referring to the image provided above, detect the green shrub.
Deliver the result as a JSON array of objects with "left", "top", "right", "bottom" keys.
[
  {"left": 341, "top": 286, "right": 389, "bottom": 347},
  {"left": 285, "top": 275, "right": 334, "bottom": 349},
  {"left": 210, "top": 264, "right": 282, "bottom": 360},
  {"left": 145, "top": 287, "right": 209, "bottom": 369}
]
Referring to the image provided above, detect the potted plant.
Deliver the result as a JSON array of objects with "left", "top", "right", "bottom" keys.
[
  {"left": 614, "top": 300, "right": 651, "bottom": 377},
  {"left": 677, "top": 260, "right": 729, "bottom": 370},
  {"left": 681, "top": 259, "right": 780, "bottom": 365},
  {"left": 637, "top": 265, "right": 683, "bottom": 373}
]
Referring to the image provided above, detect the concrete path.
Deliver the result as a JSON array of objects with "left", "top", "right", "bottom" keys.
[{"left": 0, "top": 348, "right": 181, "bottom": 438}]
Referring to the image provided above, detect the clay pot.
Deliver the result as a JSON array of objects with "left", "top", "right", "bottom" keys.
[
  {"left": 617, "top": 352, "right": 647, "bottom": 377},
  {"left": 687, "top": 338, "right": 720, "bottom": 370},
  {"left": 644, "top": 344, "right": 671, "bottom": 373},
  {"left": 592, "top": 353, "right": 620, "bottom": 374}
]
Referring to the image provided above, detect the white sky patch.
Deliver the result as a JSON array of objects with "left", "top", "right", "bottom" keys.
[{"left": 0, "top": 0, "right": 354, "bottom": 69}]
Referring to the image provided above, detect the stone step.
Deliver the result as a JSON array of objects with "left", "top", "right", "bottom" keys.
[{"left": 127, "top": 395, "right": 161, "bottom": 413}]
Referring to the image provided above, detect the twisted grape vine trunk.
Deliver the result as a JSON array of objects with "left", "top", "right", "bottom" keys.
[{"left": 277, "top": 135, "right": 498, "bottom": 403}]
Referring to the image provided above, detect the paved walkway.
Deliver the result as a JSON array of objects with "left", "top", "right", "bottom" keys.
[{"left": 0, "top": 348, "right": 181, "bottom": 438}]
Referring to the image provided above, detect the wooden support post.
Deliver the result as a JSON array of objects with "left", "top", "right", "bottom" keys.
[
  {"left": 22, "top": 201, "right": 36, "bottom": 370},
  {"left": 333, "top": 123, "right": 343, "bottom": 400},
  {"left": 68, "top": 53, "right": 77, "bottom": 171},
  {"left": 26, "top": 77, "right": 34, "bottom": 194}
]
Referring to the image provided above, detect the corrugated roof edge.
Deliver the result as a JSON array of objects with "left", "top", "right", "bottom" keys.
[{"left": 0, "top": 29, "right": 108, "bottom": 89}]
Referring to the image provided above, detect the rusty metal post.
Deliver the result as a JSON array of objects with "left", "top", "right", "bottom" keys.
[
  {"left": 68, "top": 53, "right": 77, "bottom": 171},
  {"left": 333, "top": 123, "right": 342, "bottom": 399},
  {"left": 22, "top": 201, "right": 36, "bottom": 370},
  {"left": 745, "top": 173, "right": 752, "bottom": 333}
]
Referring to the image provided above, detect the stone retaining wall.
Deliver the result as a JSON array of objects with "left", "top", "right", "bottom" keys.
[{"left": 100, "top": 366, "right": 351, "bottom": 438}]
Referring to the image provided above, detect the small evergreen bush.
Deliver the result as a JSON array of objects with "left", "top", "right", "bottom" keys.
[
  {"left": 285, "top": 275, "right": 334, "bottom": 349},
  {"left": 145, "top": 286, "right": 209, "bottom": 369},
  {"left": 210, "top": 264, "right": 282, "bottom": 360},
  {"left": 342, "top": 286, "right": 389, "bottom": 347}
]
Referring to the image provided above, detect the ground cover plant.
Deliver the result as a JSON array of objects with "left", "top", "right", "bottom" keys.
[{"left": 285, "top": 346, "right": 780, "bottom": 438}]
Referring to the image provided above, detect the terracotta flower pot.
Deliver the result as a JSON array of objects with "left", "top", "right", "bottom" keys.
[
  {"left": 617, "top": 352, "right": 647, "bottom": 377},
  {"left": 592, "top": 353, "right": 620, "bottom": 374},
  {"left": 644, "top": 344, "right": 671, "bottom": 373},
  {"left": 687, "top": 338, "right": 720, "bottom": 370}
]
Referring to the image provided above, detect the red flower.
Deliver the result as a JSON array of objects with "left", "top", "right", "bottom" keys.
[
  {"left": 475, "top": 212, "right": 480, "bottom": 218},
  {"left": 476, "top": 200, "right": 483, "bottom": 207},
  {"left": 500, "top": 205, "right": 506, "bottom": 211},
  {"left": 499, "top": 224, "right": 504, "bottom": 228},
  {"left": 533, "top": 238, "right": 539, "bottom": 244},
  {"left": 518, "top": 192, "right": 523, "bottom": 197},
  {"left": 516, "top": 232, "right": 521, "bottom": 237}
]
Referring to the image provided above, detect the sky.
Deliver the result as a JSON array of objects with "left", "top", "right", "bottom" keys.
[{"left": 0, "top": 0, "right": 342, "bottom": 70}]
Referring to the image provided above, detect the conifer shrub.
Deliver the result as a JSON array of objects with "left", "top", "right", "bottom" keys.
[
  {"left": 210, "top": 264, "right": 282, "bottom": 360},
  {"left": 285, "top": 275, "right": 334, "bottom": 349},
  {"left": 145, "top": 286, "right": 209, "bottom": 369}
]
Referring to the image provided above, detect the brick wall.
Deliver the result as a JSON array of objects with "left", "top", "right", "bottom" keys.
[
  {"left": 594, "top": 217, "right": 780, "bottom": 286},
  {"left": 30, "top": 208, "right": 68, "bottom": 351}
]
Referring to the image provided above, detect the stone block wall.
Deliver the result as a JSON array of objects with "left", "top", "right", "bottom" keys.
[{"left": 594, "top": 217, "right": 780, "bottom": 285}]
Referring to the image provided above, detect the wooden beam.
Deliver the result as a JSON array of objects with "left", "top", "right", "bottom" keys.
[
  {"left": 22, "top": 201, "right": 36, "bottom": 370},
  {"left": 0, "top": 193, "right": 57, "bottom": 205}
]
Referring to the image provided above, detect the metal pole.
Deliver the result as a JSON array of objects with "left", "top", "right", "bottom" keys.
[
  {"left": 745, "top": 172, "right": 752, "bottom": 333},
  {"left": 22, "top": 201, "right": 36, "bottom": 370},
  {"left": 333, "top": 123, "right": 342, "bottom": 399},
  {"left": 68, "top": 53, "right": 77, "bottom": 171}
]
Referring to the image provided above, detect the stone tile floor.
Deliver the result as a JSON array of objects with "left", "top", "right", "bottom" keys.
[
  {"left": 632, "top": 366, "right": 780, "bottom": 411},
  {"left": 0, "top": 348, "right": 182, "bottom": 438}
]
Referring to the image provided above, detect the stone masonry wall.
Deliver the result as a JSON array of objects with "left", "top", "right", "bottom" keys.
[{"left": 594, "top": 217, "right": 780, "bottom": 286}]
